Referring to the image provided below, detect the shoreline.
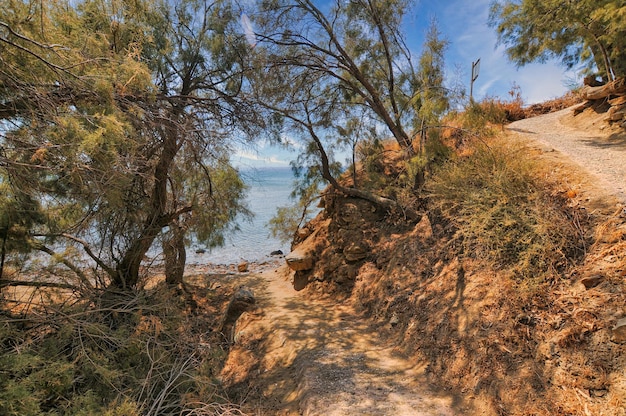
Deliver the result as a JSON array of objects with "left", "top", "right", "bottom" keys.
[{"left": 183, "top": 257, "right": 285, "bottom": 276}]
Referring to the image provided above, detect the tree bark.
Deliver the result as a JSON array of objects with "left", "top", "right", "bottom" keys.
[
  {"left": 114, "top": 117, "right": 182, "bottom": 289},
  {"left": 164, "top": 222, "right": 187, "bottom": 285},
  {"left": 0, "top": 280, "right": 78, "bottom": 290},
  {"left": 581, "top": 77, "right": 626, "bottom": 100}
]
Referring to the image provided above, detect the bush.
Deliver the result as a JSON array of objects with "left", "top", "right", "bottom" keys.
[
  {"left": 0, "top": 286, "right": 237, "bottom": 415},
  {"left": 427, "top": 138, "right": 588, "bottom": 280}
]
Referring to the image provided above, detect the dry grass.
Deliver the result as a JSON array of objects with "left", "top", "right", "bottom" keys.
[
  {"left": 0, "top": 277, "right": 251, "bottom": 416},
  {"left": 339, "top": 118, "right": 624, "bottom": 415},
  {"left": 427, "top": 137, "right": 589, "bottom": 281}
]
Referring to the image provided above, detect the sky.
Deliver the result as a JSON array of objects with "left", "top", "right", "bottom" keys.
[{"left": 233, "top": 0, "right": 579, "bottom": 168}]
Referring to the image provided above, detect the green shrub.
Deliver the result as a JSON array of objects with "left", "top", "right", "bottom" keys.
[
  {"left": 0, "top": 286, "right": 233, "bottom": 415},
  {"left": 428, "top": 139, "right": 587, "bottom": 280}
]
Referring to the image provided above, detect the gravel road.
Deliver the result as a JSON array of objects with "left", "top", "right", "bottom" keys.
[{"left": 507, "top": 107, "right": 626, "bottom": 207}]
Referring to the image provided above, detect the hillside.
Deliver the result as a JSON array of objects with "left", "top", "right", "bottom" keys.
[{"left": 220, "top": 105, "right": 626, "bottom": 415}]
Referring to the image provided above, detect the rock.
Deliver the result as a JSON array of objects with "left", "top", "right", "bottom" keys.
[
  {"left": 195, "top": 248, "right": 206, "bottom": 254},
  {"left": 337, "top": 203, "right": 362, "bottom": 228},
  {"left": 237, "top": 262, "right": 249, "bottom": 272},
  {"left": 270, "top": 250, "right": 284, "bottom": 256},
  {"left": 218, "top": 287, "right": 256, "bottom": 343},
  {"left": 413, "top": 215, "right": 433, "bottom": 239},
  {"left": 343, "top": 244, "right": 368, "bottom": 262},
  {"left": 390, "top": 313, "right": 399, "bottom": 326},
  {"left": 285, "top": 249, "right": 315, "bottom": 271},
  {"left": 296, "top": 227, "right": 312, "bottom": 240},
  {"left": 580, "top": 274, "right": 604, "bottom": 289},
  {"left": 612, "top": 317, "right": 626, "bottom": 343},
  {"left": 293, "top": 271, "right": 309, "bottom": 291}
]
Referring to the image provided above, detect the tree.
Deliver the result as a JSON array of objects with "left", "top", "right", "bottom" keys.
[
  {"left": 246, "top": 0, "right": 451, "bottom": 219},
  {"left": 489, "top": 0, "right": 626, "bottom": 81},
  {"left": 0, "top": 0, "right": 261, "bottom": 290},
  {"left": 415, "top": 20, "right": 450, "bottom": 159},
  {"left": 251, "top": 0, "right": 421, "bottom": 154}
]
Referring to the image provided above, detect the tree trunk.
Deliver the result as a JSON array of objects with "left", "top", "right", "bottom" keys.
[
  {"left": 114, "top": 120, "right": 181, "bottom": 289},
  {"left": 581, "top": 77, "right": 626, "bottom": 100},
  {"left": 0, "top": 226, "right": 7, "bottom": 285},
  {"left": 164, "top": 222, "right": 186, "bottom": 285}
]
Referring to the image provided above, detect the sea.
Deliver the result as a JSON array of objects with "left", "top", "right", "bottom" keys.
[{"left": 186, "top": 166, "right": 298, "bottom": 266}]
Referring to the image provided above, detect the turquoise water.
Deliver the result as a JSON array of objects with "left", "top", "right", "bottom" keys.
[{"left": 187, "top": 166, "right": 297, "bottom": 265}]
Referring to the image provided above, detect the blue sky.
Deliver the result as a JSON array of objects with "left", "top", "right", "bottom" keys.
[{"left": 233, "top": 0, "right": 578, "bottom": 168}]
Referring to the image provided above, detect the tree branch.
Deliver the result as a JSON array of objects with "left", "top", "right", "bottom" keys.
[{"left": 57, "top": 234, "right": 117, "bottom": 279}]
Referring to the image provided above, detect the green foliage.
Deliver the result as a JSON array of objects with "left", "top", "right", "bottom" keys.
[
  {"left": 0, "top": 0, "right": 260, "bottom": 288},
  {"left": 461, "top": 99, "right": 508, "bottom": 132},
  {"left": 0, "top": 288, "right": 231, "bottom": 415},
  {"left": 415, "top": 20, "right": 450, "bottom": 129},
  {"left": 428, "top": 139, "right": 587, "bottom": 280},
  {"left": 357, "top": 138, "right": 388, "bottom": 192},
  {"left": 269, "top": 205, "right": 303, "bottom": 245},
  {"left": 490, "top": 0, "right": 626, "bottom": 79}
]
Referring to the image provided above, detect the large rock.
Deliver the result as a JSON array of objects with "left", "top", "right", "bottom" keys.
[
  {"left": 219, "top": 286, "right": 256, "bottom": 344},
  {"left": 285, "top": 248, "right": 315, "bottom": 271}
]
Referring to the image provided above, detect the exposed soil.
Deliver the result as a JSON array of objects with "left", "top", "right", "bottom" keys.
[
  {"left": 215, "top": 106, "right": 626, "bottom": 415},
  {"left": 218, "top": 264, "right": 469, "bottom": 415}
]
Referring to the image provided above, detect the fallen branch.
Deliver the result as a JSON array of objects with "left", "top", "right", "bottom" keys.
[
  {"left": 581, "top": 77, "right": 626, "bottom": 100},
  {"left": 0, "top": 279, "right": 78, "bottom": 290}
]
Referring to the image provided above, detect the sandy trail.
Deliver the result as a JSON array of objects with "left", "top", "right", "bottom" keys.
[{"left": 227, "top": 266, "right": 467, "bottom": 415}]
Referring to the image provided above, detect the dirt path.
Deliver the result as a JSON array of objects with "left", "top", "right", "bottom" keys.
[
  {"left": 223, "top": 266, "right": 469, "bottom": 415},
  {"left": 221, "top": 108, "right": 625, "bottom": 414},
  {"left": 507, "top": 107, "right": 626, "bottom": 206}
]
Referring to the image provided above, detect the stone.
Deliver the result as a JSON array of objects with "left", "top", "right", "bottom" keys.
[
  {"left": 293, "top": 271, "right": 309, "bottom": 291},
  {"left": 195, "top": 248, "right": 206, "bottom": 254},
  {"left": 612, "top": 317, "right": 626, "bottom": 343},
  {"left": 580, "top": 274, "right": 604, "bottom": 289},
  {"left": 237, "top": 262, "right": 249, "bottom": 272},
  {"left": 296, "top": 227, "right": 312, "bottom": 239},
  {"left": 343, "top": 244, "right": 368, "bottom": 262},
  {"left": 218, "top": 287, "right": 255, "bottom": 343},
  {"left": 285, "top": 249, "right": 315, "bottom": 271},
  {"left": 270, "top": 250, "right": 284, "bottom": 256}
]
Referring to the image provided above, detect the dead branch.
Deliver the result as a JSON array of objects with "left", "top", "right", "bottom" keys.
[
  {"left": 581, "top": 77, "right": 626, "bottom": 100},
  {"left": 0, "top": 279, "right": 78, "bottom": 290}
]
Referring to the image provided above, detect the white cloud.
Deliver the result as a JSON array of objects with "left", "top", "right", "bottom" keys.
[{"left": 232, "top": 148, "right": 292, "bottom": 168}]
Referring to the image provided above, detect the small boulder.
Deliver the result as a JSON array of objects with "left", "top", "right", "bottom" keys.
[
  {"left": 580, "top": 274, "right": 604, "bottom": 289},
  {"left": 285, "top": 249, "right": 315, "bottom": 271},
  {"left": 343, "top": 244, "right": 368, "bottom": 262},
  {"left": 218, "top": 286, "right": 256, "bottom": 343},
  {"left": 296, "top": 227, "right": 311, "bottom": 240},
  {"left": 237, "top": 262, "right": 249, "bottom": 273},
  {"left": 270, "top": 250, "right": 284, "bottom": 256},
  {"left": 612, "top": 317, "right": 626, "bottom": 343},
  {"left": 293, "top": 271, "right": 309, "bottom": 291},
  {"left": 413, "top": 215, "right": 433, "bottom": 239}
]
